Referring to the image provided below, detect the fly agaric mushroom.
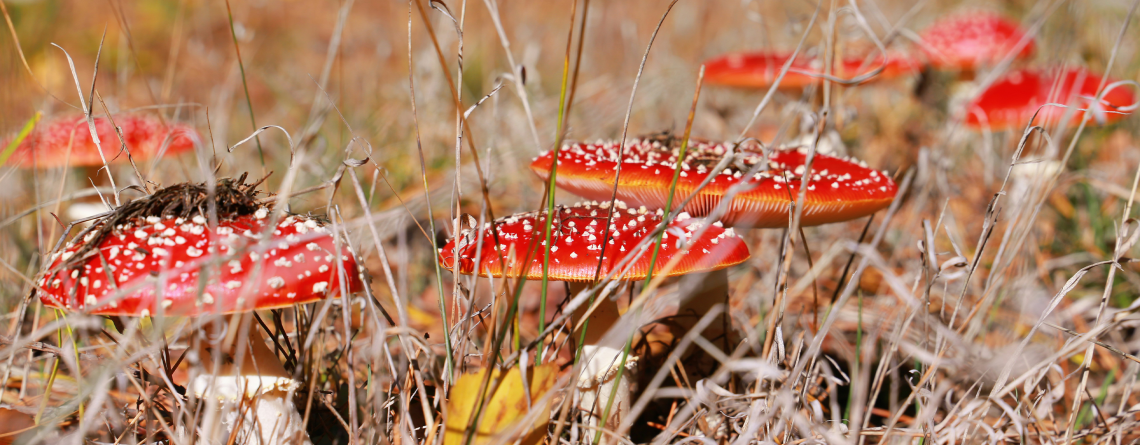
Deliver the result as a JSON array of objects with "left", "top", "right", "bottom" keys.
[
  {"left": 965, "top": 67, "right": 1135, "bottom": 130},
  {"left": 703, "top": 51, "right": 917, "bottom": 158},
  {"left": 3, "top": 114, "right": 199, "bottom": 222},
  {"left": 919, "top": 12, "right": 1034, "bottom": 72},
  {"left": 703, "top": 50, "right": 919, "bottom": 91},
  {"left": 530, "top": 138, "right": 897, "bottom": 228},
  {"left": 439, "top": 200, "right": 748, "bottom": 424},
  {"left": 531, "top": 138, "right": 897, "bottom": 355},
  {"left": 4, "top": 114, "right": 198, "bottom": 169},
  {"left": 36, "top": 176, "right": 361, "bottom": 445}
]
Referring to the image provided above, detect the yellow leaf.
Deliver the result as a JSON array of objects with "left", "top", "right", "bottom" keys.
[
  {"left": 445, "top": 363, "right": 558, "bottom": 445},
  {"left": 407, "top": 305, "right": 437, "bottom": 327}
]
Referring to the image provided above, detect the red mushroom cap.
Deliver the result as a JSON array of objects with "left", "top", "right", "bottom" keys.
[
  {"left": 965, "top": 67, "right": 1135, "bottom": 130},
  {"left": 3, "top": 114, "right": 198, "bottom": 169},
  {"left": 439, "top": 201, "right": 750, "bottom": 282},
  {"left": 919, "top": 12, "right": 1034, "bottom": 70},
  {"left": 37, "top": 212, "right": 362, "bottom": 317},
  {"left": 703, "top": 51, "right": 919, "bottom": 90},
  {"left": 530, "top": 139, "right": 897, "bottom": 228}
]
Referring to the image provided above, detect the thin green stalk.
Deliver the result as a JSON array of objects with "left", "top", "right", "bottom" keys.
[
  {"left": 0, "top": 112, "right": 40, "bottom": 167},
  {"left": 422, "top": 107, "right": 454, "bottom": 382},
  {"left": 1075, "top": 367, "right": 1115, "bottom": 430},
  {"left": 458, "top": 187, "right": 552, "bottom": 445},
  {"left": 550, "top": 1, "right": 593, "bottom": 438},
  {"left": 223, "top": 0, "right": 265, "bottom": 167},
  {"left": 536, "top": 0, "right": 580, "bottom": 362},
  {"left": 35, "top": 310, "right": 68, "bottom": 425},
  {"left": 845, "top": 291, "right": 863, "bottom": 423},
  {"left": 460, "top": 240, "right": 542, "bottom": 445},
  {"left": 62, "top": 311, "right": 83, "bottom": 426},
  {"left": 595, "top": 65, "right": 705, "bottom": 443},
  {"left": 34, "top": 356, "right": 58, "bottom": 425},
  {"left": 638, "top": 79, "right": 704, "bottom": 294},
  {"left": 513, "top": 299, "right": 522, "bottom": 353},
  {"left": 597, "top": 335, "right": 633, "bottom": 442},
  {"left": 407, "top": 0, "right": 454, "bottom": 382},
  {"left": 443, "top": 0, "right": 467, "bottom": 387}
]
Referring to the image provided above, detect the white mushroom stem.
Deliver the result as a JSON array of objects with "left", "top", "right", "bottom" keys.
[
  {"left": 947, "top": 80, "right": 979, "bottom": 122},
  {"left": 66, "top": 201, "right": 111, "bottom": 225},
  {"left": 192, "top": 325, "right": 311, "bottom": 445},
  {"left": 568, "top": 282, "right": 635, "bottom": 427},
  {"left": 784, "top": 130, "right": 847, "bottom": 157},
  {"left": 673, "top": 268, "right": 734, "bottom": 352}
]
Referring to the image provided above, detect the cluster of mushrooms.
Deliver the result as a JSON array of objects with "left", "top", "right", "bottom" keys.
[
  {"left": 24, "top": 166, "right": 360, "bottom": 443},
  {"left": 439, "top": 136, "right": 898, "bottom": 423},
  {"left": 432, "top": 10, "right": 1138, "bottom": 427},
  {"left": 704, "top": 12, "right": 1135, "bottom": 132},
  {"left": 3, "top": 8, "right": 1136, "bottom": 444}
]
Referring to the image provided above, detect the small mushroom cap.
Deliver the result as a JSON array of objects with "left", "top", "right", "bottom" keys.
[
  {"left": 965, "top": 67, "right": 1135, "bottom": 129},
  {"left": 919, "top": 12, "right": 1034, "bottom": 70},
  {"left": 439, "top": 201, "right": 749, "bottom": 282},
  {"left": 37, "top": 212, "right": 362, "bottom": 317},
  {"left": 704, "top": 51, "right": 919, "bottom": 90},
  {"left": 3, "top": 114, "right": 198, "bottom": 169},
  {"left": 531, "top": 139, "right": 897, "bottom": 228}
]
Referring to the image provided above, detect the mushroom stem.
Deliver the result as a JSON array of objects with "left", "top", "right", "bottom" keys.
[
  {"left": 64, "top": 168, "right": 112, "bottom": 225},
  {"left": 568, "top": 282, "right": 634, "bottom": 428},
  {"left": 193, "top": 321, "right": 311, "bottom": 445},
  {"left": 959, "top": 67, "right": 976, "bottom": 82},
  {"left": 673, "top": 268, "right": 734, "bottom": 355},
  {"left": 569, "top": 282, "right": 622, "bottom": 346}
]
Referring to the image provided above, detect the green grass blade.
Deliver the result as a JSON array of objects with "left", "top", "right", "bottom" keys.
[
  {"left": 595, "top": 65, "right": 705, "bottom": 443},
  {"left": 536, "top": 0, "right": 581, "bottom": 364},
  {"left": 0, "top": 111, "right": 41, "bottom": 168}
]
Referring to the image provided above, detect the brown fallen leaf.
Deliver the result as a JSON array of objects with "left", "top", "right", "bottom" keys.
[
  {"left": 444, "top": 363, "right": 558, "bottom": 445},
  {"left": 0, "top": 408, "right": 35, "bottom": 445}
]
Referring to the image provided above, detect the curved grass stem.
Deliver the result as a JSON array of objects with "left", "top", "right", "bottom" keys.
[{"left": 595, "top": 65, "right": 704, "bottom": 443}]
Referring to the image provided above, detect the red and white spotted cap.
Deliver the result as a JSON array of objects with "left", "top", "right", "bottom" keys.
[
  {"left": 37, "top": 211, "right": 362, "bottom": 316},
  {"left": 3, "top": 114, "right": 198, "bottom": 169},
  {"left": 703, "top": 50, "right": 919, "bottom": 90},
  {"left": 919, "top": 12, "right": 1034, "bottom": 70},
  {"left": 530, "top": 139, "right": 897, "bottom": 228},
  {"left": 439, "top": 201, "right": 749, "bottom": 282},
  {"left": 966, "top": 67, "right": 1136, "bottom": 130}
]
